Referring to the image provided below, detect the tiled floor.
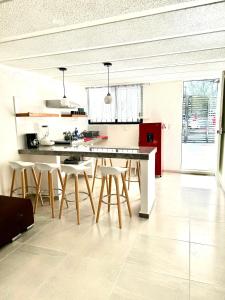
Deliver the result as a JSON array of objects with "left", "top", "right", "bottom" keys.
[{"left": 1, "top": 172, "right": 225, "bottom": 299}]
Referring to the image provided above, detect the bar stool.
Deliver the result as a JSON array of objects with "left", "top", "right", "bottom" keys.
[
  {"left": 59, "top": 164, "right": 95, "bottom": 225},
  {"left": 92, "top": 158, "right": 112, "bottom": 192},
  {"left": 34, "top": 163, "right": 63, "bottom": 218},
  {"left": 124, "top": 159, "right": 141, "bottom": 192},
  {"left": 9, "top": 161, "right": 38, "bottom": 198},
  {"left": 96, "top": 166, "right": 132, "bottom": 229}
]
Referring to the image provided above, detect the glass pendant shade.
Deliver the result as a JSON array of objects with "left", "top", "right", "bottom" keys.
[
  {"left": 60, "top": 96, "right": 70, "bottom": 107},
  {"left": 104, "top": 93, "right": 112, "bottom": 104},
  {"left": 103, "top": 62, "right": 112, "bottom": 104}
]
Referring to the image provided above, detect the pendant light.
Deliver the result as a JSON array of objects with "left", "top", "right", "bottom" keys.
[
  {"left": 103, "top": 62, "right": 112, "bottom": 104},
  {"left": 59, "top": 67, "right": 69, "bottom": 107},
  {"left": 45, "top": 67, "right": 80, "bottom": 108}
]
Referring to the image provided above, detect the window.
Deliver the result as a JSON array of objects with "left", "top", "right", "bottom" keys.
[
  {"left": 182, "top": 79, "right": 218, "bottom": 143},
  {"left": 87, "top": 84, "right": 143, "bottom": 124}
]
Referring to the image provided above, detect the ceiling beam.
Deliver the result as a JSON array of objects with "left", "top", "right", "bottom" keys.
[
  {"left": 55, "top": 58, "right": 225, "bottom": 78},
  {"left": 26, "top": 45, "right": 225, "bottom": 72},
  {"left": 0, "top": 0, "right": 223, "bottom": 44},
  {"left": 1, "top": 27, "right": 225, "bottom": 63}
]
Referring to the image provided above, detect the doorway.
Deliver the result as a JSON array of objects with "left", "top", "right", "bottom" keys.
[{"left": 181, "top": 79, "right": 219, "bottom": 172}]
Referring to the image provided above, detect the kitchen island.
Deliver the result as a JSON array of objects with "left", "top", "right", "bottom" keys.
[{"left": 18, "top": 145, "right": 157, "bottom": 218}]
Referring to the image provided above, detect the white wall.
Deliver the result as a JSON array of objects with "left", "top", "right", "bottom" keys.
[
  {"left": 88, "top": 124, "right": 138, "bottom": 148},
  {"left": 143, "top": 81, "right": 183, "bottom": 171},
  {"left": 0, "top": 64, "right": 87, "bottom": 195},
  {"left": 90, "top": 81, "right": 183, "bottom": 171}
]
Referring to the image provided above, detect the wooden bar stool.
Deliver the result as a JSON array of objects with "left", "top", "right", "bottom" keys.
[
  {"left": 9, "top": 161, "right": 38, "bottom": 199},
  {"left": 34, "top": 163, "right": 63, "bottom": 218},
  {"left": 124, "top": 159, "right": 141, "bottom": 192},
  {"left": 59, "top": 164, "right": 95, "bottom": 225},
  {"left": 96, "top": 166, "right": 132, "bottom": 229},
  {"left": 92, "top": 158, "right": 112, "bottom": 192}
]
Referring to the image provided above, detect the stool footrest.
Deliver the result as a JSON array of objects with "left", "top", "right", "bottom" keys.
[
  {"left": 125, "top": 178, "right": 139, "bottom": 183},
  {"left": 102, "top": 194, "right": 127, "bottom": 205},
  {"left": 64, "top": 191, "right": 90, "bottom": 202}
]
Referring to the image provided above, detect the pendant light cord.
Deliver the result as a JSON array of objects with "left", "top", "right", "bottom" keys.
[
  {"left": 62, "top": 69, "right": 66, "bottom": 98},
  {"left": 107, "top": 66, "right": 110, "bottom": 95}
]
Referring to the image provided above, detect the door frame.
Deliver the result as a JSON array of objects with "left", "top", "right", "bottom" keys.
[
  {"left": 216, "top": 71, "right": 225, "bottom": 181},
  {"left": 181, "top": 79, "right": 220, "bottom": 173}
]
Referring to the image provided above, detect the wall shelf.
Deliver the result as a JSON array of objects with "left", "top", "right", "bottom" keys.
[
  {"left": 16, "top": 112, "right": 59, "bottom": 117},
  {"left": 16, "top": 112, "right": 87, "bottom": 118},
  {"left": 61, "top": 114, "right": 87, "bottom": 118}
]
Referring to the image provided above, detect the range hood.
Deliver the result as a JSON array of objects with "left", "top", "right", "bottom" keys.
[{"left": 45, "top": 99, "right": 80, "bottom": 109}]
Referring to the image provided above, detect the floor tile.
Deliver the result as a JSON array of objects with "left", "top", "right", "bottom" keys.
[
  {"left": 189, "top": 202, "right": 225, "bottom": 222},
  {"left": 127, "top": 235, "right": 189, "bottom": 279},
  {"left": 190, "top": 280, "right": 225, "bottom": 300},
  {"left": 191, "top": 243, "right": 225, "bottom": 288},
  {"left": 111, "top": 261, "right": 189, "bottom": 300},
  {"left": 26, "top": 217, "right": 94, "bottom": 254},
  {"left": 32, "top": 256, "right": 119, "bottom": 300},
  {"left": 139, "top": 214, "right": 189, "bottom": 241},
  {"left": 0, "top": 244, "right": 66, "bottom": 299},
  {"left": 190, "top": 220, "right": 225, "bottom": 246},
  {"left": 0, "top": 241, "right": 21, "bottom": 262},
  {"left": 152, "top": 201, "right": 190, "bottom": 218}
]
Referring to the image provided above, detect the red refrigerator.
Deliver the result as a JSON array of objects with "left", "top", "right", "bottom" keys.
[{"left": 139, "top": 122, "right": 162, "bottom": 177}]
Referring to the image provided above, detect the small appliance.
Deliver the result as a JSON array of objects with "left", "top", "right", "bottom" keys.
[
  {"left": 25, "top": 133, "right": 39, "bottom": 149},
  {"left": 39, "top": 125, "right": 55, "bottom": 146}
]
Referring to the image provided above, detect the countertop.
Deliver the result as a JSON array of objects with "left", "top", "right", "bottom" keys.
[{"left": 18, "top": 145, "right": 157, "bottom": 160}]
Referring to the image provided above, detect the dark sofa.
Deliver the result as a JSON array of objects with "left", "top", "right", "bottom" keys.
[{"left": 0, "top": 195, "right": 34, "bottom": 248}]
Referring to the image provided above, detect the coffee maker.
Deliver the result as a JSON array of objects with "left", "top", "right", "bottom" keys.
[{"left": 25, "top": 133, "right": 39, "bottom": 149}]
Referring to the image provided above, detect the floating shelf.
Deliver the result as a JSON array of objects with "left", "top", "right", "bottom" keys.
[
  {"left": 61, "top": 114, "right": 87, "bottom": 118},
  {"left": 16, "top": 112, "right": 59, "bottom": 117},
  {"left": 16, "top": 112, "right": 88, "bottom": 118}
]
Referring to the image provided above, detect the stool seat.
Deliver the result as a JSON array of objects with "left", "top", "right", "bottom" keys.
[
  {"left": 61, "top": 164, "right": 90, "bottom": 175},
  {"left": 9, "top": 161, "right": 38, "bottom": 199},
  {"left": 9, "top": 161, "right": 35, "bottom": 170},
  {"left": 35, "top": 162, "right": 60, "bottom": 172},
  {"left": 59, "top": 164, "right": 95, "bottom": 224},
  {"left": 100, "top": 166, "right": 127, "bottom": 176}
]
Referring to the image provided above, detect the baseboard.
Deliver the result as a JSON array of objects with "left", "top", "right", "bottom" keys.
[{"left": 164, "top": 169, "right": 215, "bottom": 176}]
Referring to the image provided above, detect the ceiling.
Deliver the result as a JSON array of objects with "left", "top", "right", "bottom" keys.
[{"left": 1, "top": 0, "right": 225, "bottom": 86}]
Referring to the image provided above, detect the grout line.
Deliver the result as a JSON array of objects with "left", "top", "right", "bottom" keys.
[
  {"left": 21, "top": 241, "right": 68, "bottom": 256},
  {"left": 0, "top": 242, "right": 23, "bottom": 264},
  {"left": 138, "top": 232, "right": 190, "bottom": 244},
  {"left": 108, "top": 232, "right": 137, "bottom": 297},
  {"left": 125, "top": 258, "right": 191, "bottom": 282}
]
